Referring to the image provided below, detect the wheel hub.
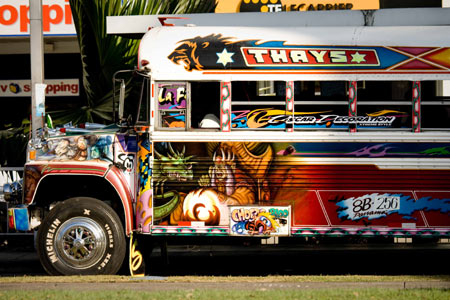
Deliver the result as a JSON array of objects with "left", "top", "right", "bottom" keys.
[{"left": 54, "top": 217, "right": 107, "bottom": 269}]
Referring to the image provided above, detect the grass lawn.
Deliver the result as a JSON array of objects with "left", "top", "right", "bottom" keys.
[
  {"left": 0, "top": 288, "right": 449, "bottom": 300},
  {"left": 0, "top": 274, "right": 449, "bottom": 283},
  {"left": 0, "top": 275, "right": 448, "bottom": 300}
]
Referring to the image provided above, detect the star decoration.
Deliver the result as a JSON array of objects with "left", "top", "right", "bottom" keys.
[
  {"left": 216, "top": 48, "right": 234, "bottom": 67},
  {"left": 83, "top": 209, "right": 91, "bottom": 216},
  {"left": 351, "top": 52, "right": 366, "bottom": 64}
]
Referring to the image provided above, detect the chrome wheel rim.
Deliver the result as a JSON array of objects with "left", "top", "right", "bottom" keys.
[{"left": 54, "top": 217, "right": 106, "bottom": 269}]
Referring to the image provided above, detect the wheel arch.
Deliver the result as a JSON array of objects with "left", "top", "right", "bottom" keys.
[{"left": 32, "top": 173, "right": 133, "bottom": 235}]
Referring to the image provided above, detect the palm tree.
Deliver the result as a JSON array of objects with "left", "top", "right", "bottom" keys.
[
  {"left": 0, "top": 125, "right": 28, "bottom": 168},
  {"left": 51, "top": 0, "right": 216, "bottom": 125}
]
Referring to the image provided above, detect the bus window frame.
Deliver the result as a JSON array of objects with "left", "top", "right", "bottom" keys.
[
  {"left": 150, "top": 79, "right": 450, "bottom": 133},
  {"left": 155, "top": 81, "right": 190, "bottom": 131},
  {"left": 135, "top": 76, "right": 151, "bottom": 125}
]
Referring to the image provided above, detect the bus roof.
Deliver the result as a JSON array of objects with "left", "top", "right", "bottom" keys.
[
  {"left": 107, "top": 8, "right": 450, "bottom": 36},
  {"left": 138, "top": 25, "right": 450, "bottom": 82}
]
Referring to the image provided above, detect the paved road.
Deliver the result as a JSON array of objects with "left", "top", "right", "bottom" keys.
[
  {"left": 0, "top": 237, "right": 449, "bottom": 291},
  {"left": 147, "top": 244, "right": 450, "bottom": 277},
  {"left": 1, "top": 236, "right": 449, "bottom": 277}
]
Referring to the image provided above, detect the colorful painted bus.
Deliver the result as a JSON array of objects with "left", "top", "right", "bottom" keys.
[
  {"left": 4, "top": 11, "right": 450, "bottom": 276},
  {"left": 136, "top": 24, "right": 450, "bottom": 240}
]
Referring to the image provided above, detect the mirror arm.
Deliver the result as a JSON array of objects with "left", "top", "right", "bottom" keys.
[{"left": 112, "top": 69, "right": 135, "bottom": 124}]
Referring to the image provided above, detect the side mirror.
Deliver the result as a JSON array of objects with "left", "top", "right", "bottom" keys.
[
  {"left": 118, "top": 80, "right": 125, "bottom": 121},
  {"left": 113, "top": 69, "right": 134, "bottom": 124}
]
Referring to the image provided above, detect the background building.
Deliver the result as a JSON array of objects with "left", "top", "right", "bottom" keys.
[
  {"left": 0, "top": 0, "right": 448, "bottom": 129},
  {"left": 215, "top": 0, "right": 443, "bottom": 13},
  {"left": 0, "top": 0, "right": 80, "bottom": 129}
]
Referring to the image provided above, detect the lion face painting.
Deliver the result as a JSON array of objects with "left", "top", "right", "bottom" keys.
[{"left": 167, "top": 34, "right": 243, "bottom": 71}]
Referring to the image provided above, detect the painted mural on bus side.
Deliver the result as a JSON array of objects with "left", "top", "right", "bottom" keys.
[{"left": 152, "top": 142, "right": 450, "bottom": 232}]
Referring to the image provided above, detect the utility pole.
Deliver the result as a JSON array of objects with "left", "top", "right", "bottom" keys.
[{"left": 29, "top": 0, "right": 46, "bottom": 140}]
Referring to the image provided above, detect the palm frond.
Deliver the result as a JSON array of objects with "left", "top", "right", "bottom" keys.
[
  {"left": 0, "top": 127, "right": 28, "bottom": 167},
  {"left": 53, "top": 0, "right": 216, "bottom": 126}
]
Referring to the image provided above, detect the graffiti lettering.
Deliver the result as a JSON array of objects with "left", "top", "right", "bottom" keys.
[
  {"left": 231, "top": 208, "right": 262, "bottom": 222},
  {"left": 230, "top": 206, "right": 290, "bottom": 236},
  {"left": 318, "top": 115, "right": 396, "bottom": 126},
  {"left": 130, "top": 237, "right": 144, "bottom": 274},
  {"left": 232, "top": 211, "right": 279, "bottom": 235},
  {"left": 352, "top": 198, "right": 372, "bottom": 213},
  {"left": 351, "top": 196, "right": 400, "bottom": 214},
  {"left": 242, "top": 47, "right": 378, "bottom": 66},
  {"left": 240, "top": 108, "right": 400, "bottom": 129},
  {"left": 354, "top": 210, "right": 388, "bottom": 219},
  {"left": 269, "top": 208, "right": 289, "bottom": 218},
  {"left": 268, "top": 115, "right": 316, "bottom": 124},
  {"left": 337, "top": 193, "right": 401, "bottom": 221},
  {"left": 158, "top": 86, "right": 186, "bottom": 106}
]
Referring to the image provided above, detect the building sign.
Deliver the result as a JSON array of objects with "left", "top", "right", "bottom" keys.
[
  {"left": 0, "top": 79, "right": 79, "bottom": 97},
  {"left": 0, "top": 0, "right": 75, "bottom": 36},
  {"left": 216, "top": 0, "right": 379, "bottom": 13}
]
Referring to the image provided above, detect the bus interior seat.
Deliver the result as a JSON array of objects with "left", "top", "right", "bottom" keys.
[{"left": 199, "top": 114, "right": 220, "bottom": 128}]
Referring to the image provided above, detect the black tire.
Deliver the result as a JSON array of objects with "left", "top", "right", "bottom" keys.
[{"left": 37, "top": 197, "right": 126, "bottom": 275}]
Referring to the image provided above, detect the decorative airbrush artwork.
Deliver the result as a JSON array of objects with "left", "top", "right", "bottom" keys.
[
  {"left": 273, "top": 142, "right": 450, "bottom": 158},
  {"left": 231, "top": 108, "right": 409, "bottom": 129},
  {"left": 220, "top": 81, "right": 232, "bottom": 132},
  {"left": 158, "top": 83, "right": 187, "bottom": 109},
  {"left": 152, "top": 143, "right": 196, "bottom": 222},
  {"left": 335, "top": 192, "right": 450, "bottom": 222},
  {"left": 412, "top": 81, "right": 421, "bottom": 132},
  {"left": 136, "top": 136, "right": 152, "bottom": 232},
  {"left": 33, "top": 134, "right": 114, "bottom": 162},
  {"left": 168, "top": 34, "right": 450, "bottom": 74},
  {"left": 285, "top": 81, "right": 294, "bottom": 132},
  {"left": 152, "top": 141, "right": 450, "bottom": 237},
  {"left": 153, "top": 142, "right": 272, "bottom": 227},
  {"left": 158, "top": 83, "right": 187, "bottom": 128},
  {"left": 348, "top": 80, "right": 357, "bottom": 132},
  {"left": 230, "top": 206, "right": 290, "bottom": 236}
]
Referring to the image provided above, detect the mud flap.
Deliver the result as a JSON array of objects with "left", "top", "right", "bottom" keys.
[{"left": 129, "top": 232, "right": 146, "bottom": 277}]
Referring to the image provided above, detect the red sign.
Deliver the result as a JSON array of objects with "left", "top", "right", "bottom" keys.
[
  {"left": 241, "top": 47, "right": 380, "bottom": 67},
  {"left": 0, "top": 0, "right": 75, "bottom": 36}
]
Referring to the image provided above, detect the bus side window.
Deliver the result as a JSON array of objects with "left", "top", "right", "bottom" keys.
[
  {"left": 231, "top": 81, "right": 286, "bottom": 130},
  {"left": 422, "top": 80, "right": 450, "bottom": 130},
  {"left": 157, "top": 82, "right": 187, "bottom": 129},
  {"left": 191, "top": 82, "right": 221, "bottom": 129},
  {"left": 135, "top": 77, "right": 150, "bottom": 125}
]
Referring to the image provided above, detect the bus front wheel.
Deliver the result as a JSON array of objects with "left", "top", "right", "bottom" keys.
[{"left": 37, "top": 197, "right": 126, "bottom": 275}]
